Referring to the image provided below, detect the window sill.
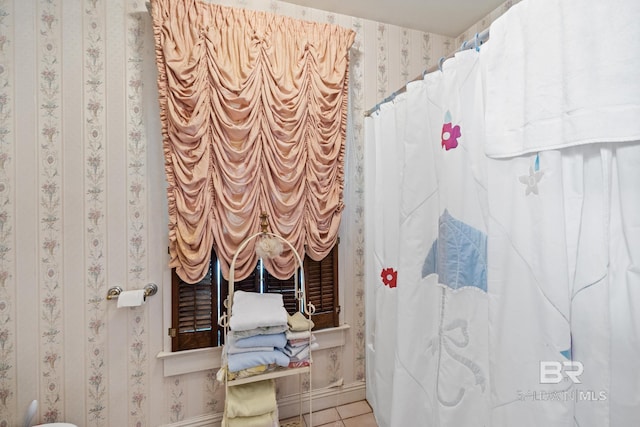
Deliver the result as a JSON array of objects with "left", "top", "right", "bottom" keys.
[
  {"left": 157, "top": 323, "right": 351, "bottom": 377},
  {"left": 312, "top": 323, "right": 350, "bottom": 350}
]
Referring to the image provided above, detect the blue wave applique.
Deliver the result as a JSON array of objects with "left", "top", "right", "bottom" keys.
[{"left": 422, "top": 209, "right": 487, "bottom": 292}]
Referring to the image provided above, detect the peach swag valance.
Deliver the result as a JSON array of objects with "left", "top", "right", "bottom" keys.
[{"left": 151, "top": 0, "right": 355, "bottom": 283}]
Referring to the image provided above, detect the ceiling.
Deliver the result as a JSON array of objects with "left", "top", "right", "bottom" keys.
[{"left": 278, "top": 0, "right": 506, "bottom": 38}]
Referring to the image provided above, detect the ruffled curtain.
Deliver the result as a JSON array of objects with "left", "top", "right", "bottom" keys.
[{"left": 151, "top": 0, "right": 355, "bottom": 283}]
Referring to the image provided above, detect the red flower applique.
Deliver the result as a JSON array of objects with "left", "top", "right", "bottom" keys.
[
  {"left": 441, "top": 111, "right": 461, "bottom": 151},
  {"left": 381, "top": 267, "right": 397, "bottom": 288}
]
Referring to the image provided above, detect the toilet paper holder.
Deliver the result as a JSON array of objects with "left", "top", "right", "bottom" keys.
[{"left": 106, "top": 283, "right": 158, "bottom": 301}]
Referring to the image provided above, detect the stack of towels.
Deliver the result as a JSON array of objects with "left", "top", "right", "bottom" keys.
[
  {"left": 222, "top": 292, "right": 320, "bottom": 425},
  {"left": 226, "top": 291, "right": 290, "bottom": 376},
  {"left": 281, "top": 312, "right": 318, "bottom": 368},
  {"left": 223, "top": 379, "right": 279, "bottom": 427}
]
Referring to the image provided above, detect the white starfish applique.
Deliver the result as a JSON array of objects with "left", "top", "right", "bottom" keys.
[{"left": 519, "top": 166, "right": 544, "bottom": 195}]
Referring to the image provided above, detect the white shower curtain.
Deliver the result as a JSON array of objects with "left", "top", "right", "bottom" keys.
[
  {"left": 366, "top": 50, "right": 491, "bottom": 427},
  {"left": 364, "top": 1, "right": 640, "bottom": 426},
  {"left": 486, "top": 143, "right": 640, "bottom": 427},
  {"left": 364, "top": 97, "right": 405, "bottom": 427}
]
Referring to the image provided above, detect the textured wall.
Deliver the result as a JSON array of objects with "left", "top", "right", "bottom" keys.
[{"left": 3, "top": 0, "right": 516, "bottom": 425}]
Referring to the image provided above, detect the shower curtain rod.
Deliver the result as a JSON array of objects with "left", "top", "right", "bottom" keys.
[{"left": 363, "top": 28, "right": 489, "bottom": 117}]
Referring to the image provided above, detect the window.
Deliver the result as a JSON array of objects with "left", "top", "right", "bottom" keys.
[{"left": 170, "top": 243, "right": 340, "bottom": 352}]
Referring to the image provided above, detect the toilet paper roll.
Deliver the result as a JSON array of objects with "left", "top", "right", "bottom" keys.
[{"left": 116, "top": 289, "right": 146, "bottom": 308}]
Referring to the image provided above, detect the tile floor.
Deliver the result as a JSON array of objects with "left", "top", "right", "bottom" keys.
[{"left": 280, "top": 400, "right": 378, "bottom": 427}]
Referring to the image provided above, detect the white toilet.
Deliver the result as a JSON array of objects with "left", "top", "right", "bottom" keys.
[{"left": 24, "top": 400, "right": 78, "bottom": 427}]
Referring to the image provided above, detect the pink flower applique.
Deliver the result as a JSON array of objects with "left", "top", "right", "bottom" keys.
[
  {"left": 381, "top": 267, "right": 397, "bottom": 288},
  {"left": 441, "top": 110, "right": 461, "bottom": 151}
]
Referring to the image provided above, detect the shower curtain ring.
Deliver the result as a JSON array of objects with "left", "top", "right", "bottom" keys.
[
  {"left": 474, "top": 32, "right": 480, "bottom": 51},
  {"left": 438, "top": 57, "right": 446, "bottom": 72}
]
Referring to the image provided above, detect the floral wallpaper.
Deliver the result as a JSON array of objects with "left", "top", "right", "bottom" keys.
[
  {"left": 0, "top": 0, "right": 13, "bottom": 425},
  {"left": 38, "top": 0, "right": 64, "bottom": 422},
  {"left": 348, "top": 16, "right": 367, "bottom": 383},
  {"left": 126, "top": 4, "right": 150, "bottom": 425},
  {"left": 84, "top": 0, "right": 109, "bottom": 424},
  {"left": 4, "top": 0, "right": 517, "bottom": 425},
  {"left": 376, "top": 23, "right": 389, "bottom": 101}
]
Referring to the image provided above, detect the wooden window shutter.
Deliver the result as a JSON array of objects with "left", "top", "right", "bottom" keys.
[
  {"left": 172, "top": 244, "right": 339, "bottom": 351},
  {"left": 264, "top": 270, "right": 298, "bottom": 315},
  {"left": 171, "top": 254, "right": 217, "bottom": 351},
  {"left": 220, "top": 261, "right": 260, "bottom": 306},
  {"left": 304, "top": 244, "right": 339, "bottom": 330}
]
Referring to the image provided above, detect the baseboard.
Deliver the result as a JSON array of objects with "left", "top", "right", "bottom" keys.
[{"left": 159, "top": 381, "right": 366, "bottom": 427}]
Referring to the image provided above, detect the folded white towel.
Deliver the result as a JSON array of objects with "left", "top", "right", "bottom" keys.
[
  {"left": 230, "top": 291, "right": 289, "bottom": 332},
  {"left": 280, "top": 343, "right": 307, "bottom": 358},
  {"left": 285, "top": 329, "right": 311, "bottom": 341},
  {"left": 483, "top": 0, "right": 640, "bottom": 158},
  {"left": 288, "top": 342, "right": 319, "bottom": 363}
]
